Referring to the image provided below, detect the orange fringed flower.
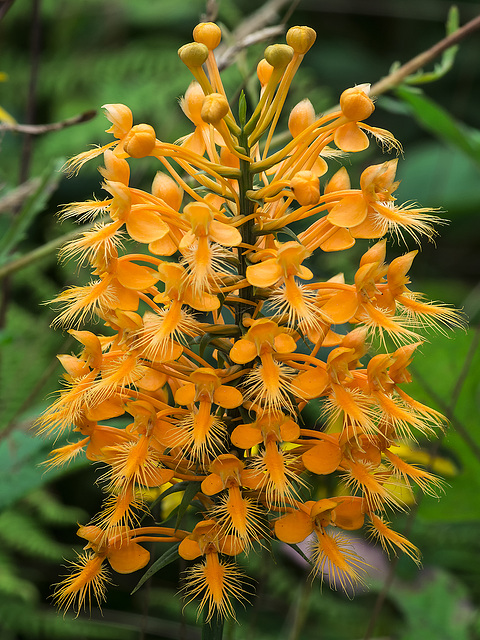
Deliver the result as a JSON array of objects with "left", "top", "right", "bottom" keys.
[{"left": 41, "top": 20, "right": 461, "bottom": 622}]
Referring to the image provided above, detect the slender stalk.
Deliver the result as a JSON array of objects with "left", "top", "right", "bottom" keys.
[{"left": 235, "top": 129, "right": 255, "bottom": 328}]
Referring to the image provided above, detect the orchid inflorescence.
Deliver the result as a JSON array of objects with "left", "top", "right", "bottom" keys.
[{"left": 39, "top": 22, "right": 461, "bottom": 622}]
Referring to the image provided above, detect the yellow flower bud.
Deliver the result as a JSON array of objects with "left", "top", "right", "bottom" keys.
[
  {"left": 102, "top": 103, "right": 133, "bottom": 138},
  {"left": 201, "top": 93, "right": 229, "bottom": 124},
  {"left": 264, "top": 44, "right": 294, "bottom": 69},
  {"left": 288, "top": 98, "right": 315, "bottom": 138},
  {"left": 178, "top": 42, "right": 209, "bottom": 68},
  {"left": 257, "top": 58, "right": 273, "bottom": 86},
  {"left": 123, "top": 124, "right": 156, "bottom": 158},
  {"left": 193, "top": 22, "right": 222, "bottom": 50},
  {"left": 340, "top": 84, "right": 374, "bottom": 121},
  {"left": 290, "top": 171, "right": 320, "bottom": 206},
  {"left": 286, "top": 26, "right": 316, "bottom": 54}
]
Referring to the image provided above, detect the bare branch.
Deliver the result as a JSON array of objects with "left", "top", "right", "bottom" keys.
[
  {"left": 370, "top": 13, "right": 480, "bottom": 97},
  {"left": 0, "top": 109, "right": 97, "bottom": 135},
  {"left": 217, "top": 26, "right": 285, "bottom": 71}
]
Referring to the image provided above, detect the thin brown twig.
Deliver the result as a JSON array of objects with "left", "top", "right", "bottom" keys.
[
  {"left": 369, "top": 13, "right": 480, "bottom": 97},
  {"left": 0, "top": 222, "right": 100, "bottom": 281},
  {"left": 0, "top": 109, "right": 97, "bottom": 135},
  {"left": 270, "top": 11, "right": 480, "bottom": 149},
  {"left": 0, "top": 0, "right": 16, "bottom": 21}
]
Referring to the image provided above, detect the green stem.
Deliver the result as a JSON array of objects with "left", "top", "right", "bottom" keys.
[
  {"left": 202, "top": 614, "right": 224, "bottom": 640},
  {"left": 235, "top": 128, "right": 255, "bottom": 328}
]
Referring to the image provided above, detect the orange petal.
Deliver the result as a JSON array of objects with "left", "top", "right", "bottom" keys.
[
  {"left": 231, "top": 425, "right": 262, "bottom": 449},
  {"left": 334, "top": 498, "right": 365, "bottom": 530},
  {"left": 143, "top": 466, "right": 175, "bottom": 487},
  {"left": 334, "top": 122, "right": 370, "bottom": 152},
  {"left": 175, "top": 383, "right": 196, "bottom": 406},
  {"left": 322, "top": 329, "right": 344, "bottom": 347},
  {"left": 221, "top": 535, "right": 245, "bottom": 556},
  {"left": 85, "top": 397, "right": 125, "bottom": 421},
  {"left": 115, "top": 261, "right": 160, "bottom": 290},
  {"left": 183, "top": 289, "right": 219, "bottom": 312},
  {"left": 241, "top": 468, "right": 265, "bottom": 490},
  {"left": 107, "top": 541, "right": 150, "bottom": 574},
  {"left": 319, "top": 227, "right": 355, "bottom": 252},
  {"left": 148, "top": 234, "right": 178, "bottom": 256},
  {"left": 126, "top": 209, "right": 169, "bottom": 243},
  {"left": 325, "top": 167, "right": 351, "bottom": 193},
  {"left": 349, "top": 210, "right": 386, "bottom": 239},
  {"left": 327, "top": 194, "right": 367, "bottom": 228},
  {"left": 246, "top": 259, "right": 282, "bottom": 287},
  {"left": 86, "top": 426, "right": 130, "bottom": 461},
  {"left": 320, "top": 290, "right": 359, "bottom": 324},
  {"left": 201, "top": 473, "right": 224, "bottom": 496},
  {"left": 294, "top": 367, "right": 329, "bottom": 399},
  {"left": 150, "top": 342, "right": 183, "bottom": 364},
  {"left": 230, "top": 338, "right": 257, "bottom": 364},
  {"left": 297, "top": 265, "right": 314, "bottom": 280},
  {"left": 138, "top": 367, "right": 167, "bottom": 391},
  {"left": 312, "top": 156, "right": 328, "bottom": 177},
  {"left": 302, "top": 441, "right": 342, "bottom": 474},
  {"left": 109, "top": 279, "right": 140, "bottom": 310},
  {"left": 181, "top": 127, "right": 205, "bottom": 155},
  {"left": 279, "top": 418, "right": 300, "bottom": 442},
  {"left": 274, "top": 510, "right": 313, "bottom": 544},
  {"left": 213, "top": 385, "right": 243, "bottom": 409},
  {"left": 153, "top": 419, "right": 189, "bottom": 448},
  {"left": 273, "top": 333, "right": 297, "bottom": 354},
  {"left": 57, "top": 354, "right": 90, "bottom": 378},
  {"left": 179, "top": 537, "right": 203, "bottom": 560},
  {"left": 209, "top": 220, "right": 242, "bottom": 247}
]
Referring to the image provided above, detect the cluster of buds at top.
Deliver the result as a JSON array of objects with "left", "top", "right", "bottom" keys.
[{"left": 40, "top": 22, "right": 461, "bottom": 622}]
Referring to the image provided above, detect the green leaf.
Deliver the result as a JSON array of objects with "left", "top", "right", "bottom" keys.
[
  {"left": 238, "top": 91, "right": 247, "bottom": 127},
  {"left": 131, "top": 542, "right": 180, "bottom": 594},
  {"left": 292, "top": 544, "right": 312, "bottom": 566},
  {"left": 389, "top": 568, "right": 475, "bottom": 640},
  {"left": 0, "top": 430, "right": 88, "bottom": 512},
  {"left": 407, "top": 330, "right": 480, "bottom": 521},
  {"left": 199, "top": 332, "right": 214, "bottom": 358},
  {"left": 0, "top": 158, "right": 64, "bottom": 263},
  {"left": 395, "top": 86, "right": 480, "bottom": 166},
  {"left": 175, "top": 480, "right": 201, "bottom": 529},
  {"left": 274, "top": 226, "right": 301, "bottom": 243}
]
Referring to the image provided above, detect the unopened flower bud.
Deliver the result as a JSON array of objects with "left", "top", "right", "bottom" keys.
[
  {"left": 289, "top": 98, "right": 315, "bottom": 138},
  {"left": 193, "top": 22, "right": 222, "bottom": 49},
  {"left": 123, "top": 124, "right": 156, "bottom": 158},
  {"left": 178, "top": 42, "right": 209, "bottom": 68},
  {"left": 340, "top": 84, "right": 374, "bottom": 121},
  {"left": 264, "top": 44, "right": 294, "bottom": 69},
  {"left": 290, "top": 171, "right": 320, "bottom": 206},
  {"left": 201, "top": 93, "right": 229, "bottom": 124},
  {"left": 257, "top": 58, "right": 273, "bottom": 86},
  {"left": 102, "top": 103, "right": 133, "bottom": 138},
  {"left": 286, "top": 26, "right": 316, "bottom": 54}
]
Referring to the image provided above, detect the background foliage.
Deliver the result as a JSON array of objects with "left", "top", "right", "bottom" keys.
[{"left": 1, "top": 0, "right": 479, "bottom": 638}]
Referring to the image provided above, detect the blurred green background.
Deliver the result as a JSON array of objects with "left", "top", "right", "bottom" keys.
[{"left": 1, "top": 0, "right": 480, "bottom": 638}]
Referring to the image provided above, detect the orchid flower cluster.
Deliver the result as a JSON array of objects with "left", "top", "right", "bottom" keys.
[{"left": 39, "top": 23, "right": 460, "bottom": 621}]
